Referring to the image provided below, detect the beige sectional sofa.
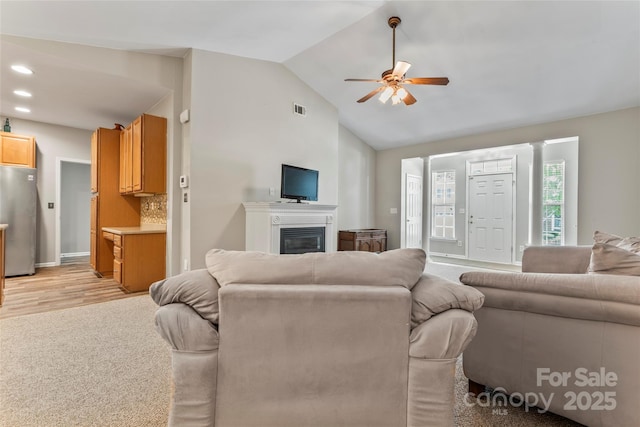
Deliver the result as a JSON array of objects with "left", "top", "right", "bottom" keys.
[
  {"left": 461, "top": 245, "right": 640, "bottom": 427},
  {"left": 150, "top": 248, "right": 484, "bottom": 427}
]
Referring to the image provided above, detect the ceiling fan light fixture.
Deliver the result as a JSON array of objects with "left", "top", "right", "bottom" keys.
[
  {"left": 345, "top": 15, "right": 449, "bottom": 105},
  {"left": 392, "top": 61, "right": 411, "bottom": 77},
  {"left": 379, "top": 86, "right": 394, "bottom": 103}
]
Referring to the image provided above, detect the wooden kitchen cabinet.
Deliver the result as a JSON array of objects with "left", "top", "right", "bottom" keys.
[
  {"left": 90, "top": 127, "right": 140, "bottom": 276},
  {"left": 338, "top": 229, "right": 387, "bottom": 253},
  {"left": 0, "top": 132, "right": 36, "bottom": 168},
  {"left": 90, "top": 196, "right": 97, "bottom": 269},
  {"left": 119, "top": 124, "right": 132, "bottom": 194},
  {"left": 107, "top": 230, "right": 166, "bottom": 292},
  {"left": 119, "top": 114, "right": 166, "bottom": 195},
  {"left": 90, "top": 131, "right": 98, "bottom": 192}
]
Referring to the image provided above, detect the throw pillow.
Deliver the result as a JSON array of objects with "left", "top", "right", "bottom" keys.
[
  {"left": 589, "top": 231, "right": 640, "bottom": 276},
  {"left": 593, "top": 230, "right": 640, "bottom": 252}
]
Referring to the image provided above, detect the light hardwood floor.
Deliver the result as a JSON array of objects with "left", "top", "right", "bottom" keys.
[{"left": 0, "top": 260, "right": 142, "bottom": 319}]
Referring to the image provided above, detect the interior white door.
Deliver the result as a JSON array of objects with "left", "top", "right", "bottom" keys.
[
  {"left": 405, "top": 174, "right": 423, "bottom": 248},
  {"left": 468, "top": 173, "right": 513, "bottom": 263}
]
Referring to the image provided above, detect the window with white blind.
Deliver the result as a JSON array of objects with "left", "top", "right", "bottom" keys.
[
  {"left": 431, "top": 171, "right": 455, "bottom": 239},
  {"left": 542, "top": 161, "right": 565, "bottom": 246}
]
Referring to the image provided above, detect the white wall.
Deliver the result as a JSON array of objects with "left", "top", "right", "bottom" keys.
[
  {"left": 60, "top": 162, "right": 91, "bottom": 255},
  {"left": 180, "top": 50, "right": 193, "bottom": 273},
  {"left": 6, "top": 118, "right": 92, "bottom": 265},
  {"left": 186, "top": 49, "right": 340, "bottom": 269},
  {"left": 146, "top": 93, "right": 183, "bottom": 276},
  {"left": 376, "top": 107, "right": 640, "bottom": 249},
  {"left": 338, "top": 125, "right": 376, "bottom": 230}
]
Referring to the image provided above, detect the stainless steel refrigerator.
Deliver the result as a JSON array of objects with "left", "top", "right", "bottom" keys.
[{"left": 0, "top": 166, "right": 37, "bottom": 276}]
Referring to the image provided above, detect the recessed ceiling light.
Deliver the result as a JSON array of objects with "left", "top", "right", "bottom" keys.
[
  {"left": 15, "top": 106, "right": 31, "bottom": 113},
  {"left": 13, "top": 90, "right": 32, "bottom": 97},
  {"left": 11, "top": 65, "right": 34, "bottom": 75}
]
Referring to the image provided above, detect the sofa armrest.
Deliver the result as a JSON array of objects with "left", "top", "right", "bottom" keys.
[
  {"left": 409, "top": 309, "right": 477, "bottom": 359},
  {"left": 460, "top": 271, "right": 640, "bottom": 326},
  {"left": 410, "top": 273, "right": 484, "bottom": 329},
  {"left": 522, "top": 245, "right": 592, "bottom": 273},
  {"left": 150, "top": 269, "right": 220, "bottom": 324},
  {"left": 155, "top": 303, "right": 219, "bottom": 351}
]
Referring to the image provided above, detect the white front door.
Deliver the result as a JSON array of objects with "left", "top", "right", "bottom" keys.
[
  {"left": 468, "top": 173, "right": 513, "bottom": 263},
  {"left": 405, "top": 174, "right": 423, "bottom": 248}
]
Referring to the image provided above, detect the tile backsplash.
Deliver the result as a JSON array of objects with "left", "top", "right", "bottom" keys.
[{"left": 140, "top": 194, "right": 167, "bottom": 225}]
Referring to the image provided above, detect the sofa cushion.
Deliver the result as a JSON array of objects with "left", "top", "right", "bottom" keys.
[
  {"left": 206, "top": 248, "right": 426, "bottom": 290},
  {"left": 589, "top": 231, "right": 640, "bottom": 276},
  {"left": 410, "top": 273, "right": 484, "bottom": 328}
]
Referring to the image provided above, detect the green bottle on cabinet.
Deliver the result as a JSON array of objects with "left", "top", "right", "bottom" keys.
[{"left": 3, "top": 118, "right": 10, "bottom": 132}]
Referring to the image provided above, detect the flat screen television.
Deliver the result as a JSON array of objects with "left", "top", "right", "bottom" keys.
[{"left": 281, "top": 164, "right": 318, "bottom": 202}]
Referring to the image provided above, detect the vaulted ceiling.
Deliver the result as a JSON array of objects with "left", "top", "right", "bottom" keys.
[{"left": 1, "top": 1, "right": 638, "bottom": 150}]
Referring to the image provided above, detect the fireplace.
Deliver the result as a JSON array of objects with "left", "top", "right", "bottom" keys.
[
  {"left": 243, "top": 202, "right": 338, "bottom": 254},
  {"left": 280, "top": 227, "right": 326, "bottom": 254}
]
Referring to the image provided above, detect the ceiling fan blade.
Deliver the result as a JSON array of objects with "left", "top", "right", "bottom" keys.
[
  {"left": 403, "top": 77, "right": 450, "bottom": 85},
  {"left": 345, "top": 78, "right": 383, "bottom": 83},
  {"left": 402, "top": 89, "right": 417, "bottom": 105},
  {"left": 392, "top": 61, "right": 411, "bottom": 77},
  {"left": 357, "top": 86, "right": 385, "bottom": 103}
]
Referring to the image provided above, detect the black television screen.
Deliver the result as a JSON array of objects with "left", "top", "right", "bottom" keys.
[{"left": 281, "top": 164, "right": 318, "bottom": 202}]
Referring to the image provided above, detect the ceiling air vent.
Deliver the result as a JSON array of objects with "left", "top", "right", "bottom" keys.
[{"left": 293, "top": 103, "right": 307, "bottom": 117}]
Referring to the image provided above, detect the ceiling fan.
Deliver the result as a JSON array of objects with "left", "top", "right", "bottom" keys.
[{"left": 345, "top": 16, "right": 449, "bottom": 106}]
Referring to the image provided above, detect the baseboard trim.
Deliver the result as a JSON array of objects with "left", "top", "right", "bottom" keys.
[
  {"left": 61, "top": 252, "right": 90, "bottom": 258},
  {"left": 35, "top": 262, "right": 57, "bottom": 268}
]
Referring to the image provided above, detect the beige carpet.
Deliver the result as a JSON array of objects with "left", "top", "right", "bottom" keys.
[
  {"left": 0, "top": 296, "right": 171, "bottom": 426},
  {"left": 0, "top": 293, "right": 580, "bottom": 426}
]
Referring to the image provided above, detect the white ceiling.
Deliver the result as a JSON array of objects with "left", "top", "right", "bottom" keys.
[{"left": 1, "top": 1, "right": 638, "bottom": 150}]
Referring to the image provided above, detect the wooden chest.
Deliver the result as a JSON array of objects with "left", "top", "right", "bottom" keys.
[{"left": 338, "top": 229, "right": 387, "bottom": 253}]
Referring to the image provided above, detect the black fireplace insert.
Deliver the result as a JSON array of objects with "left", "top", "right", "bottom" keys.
[{"left": 280, "top": 227, "right": 326, "bottom": 254}]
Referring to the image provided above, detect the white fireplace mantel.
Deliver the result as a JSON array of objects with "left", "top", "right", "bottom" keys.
[{"left": 242, "top": 202, "right": 338, "bottom": 254}]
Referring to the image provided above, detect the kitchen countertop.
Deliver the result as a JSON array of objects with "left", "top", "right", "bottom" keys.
[
  {"left": 0, "top": 224, "right": 7, "bottom": 230},
  {"left": 102, "top": 224, "right": 166, "bottom": 235}
]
